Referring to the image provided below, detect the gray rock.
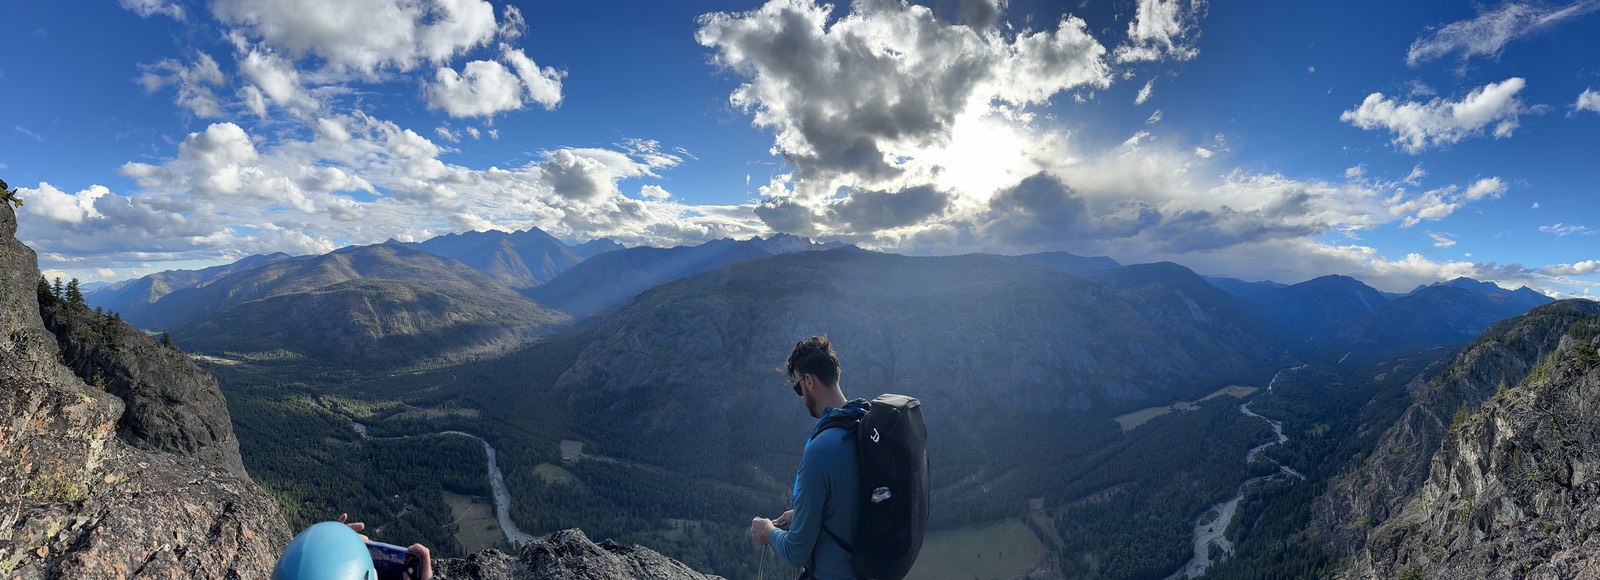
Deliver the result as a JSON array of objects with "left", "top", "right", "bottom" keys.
[
  {"left": 435, "top": 529, "right": 723, "bottom": 580},
  {"left": 0, "top": 201, "right": 292, "bottom": 578}
]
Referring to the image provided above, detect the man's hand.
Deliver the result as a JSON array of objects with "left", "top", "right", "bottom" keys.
[
  {"left": 773, "top": 509, "right": 794, "bottom": 529},
  {"left": 750, "top": 517, "right": 776, "bottom": 547},
  {"left": 406, "top": 543, "right": 434, "bottom": 580},
  {"left": 337, "top": 512, "right": 369, "bottom": 541}
]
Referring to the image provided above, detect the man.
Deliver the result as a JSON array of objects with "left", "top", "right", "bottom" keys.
[{"left": 750, "top": 336, "right": 866, "bottom": 579}]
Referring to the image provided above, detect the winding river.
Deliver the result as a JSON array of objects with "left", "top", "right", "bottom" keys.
[
  {"left": 351, "top": 423, "right": 537, "bottom": 547},
  {"left": 1165, "top": 368, "right": 1306, "bottom": 580}
]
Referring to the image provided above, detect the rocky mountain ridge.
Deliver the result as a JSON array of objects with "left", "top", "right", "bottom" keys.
[{"left": 1317, "top": 300, "right": 1600, "bottom": 577}]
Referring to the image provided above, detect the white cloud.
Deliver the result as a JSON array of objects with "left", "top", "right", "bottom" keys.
[
  {"left": 639, "top": 185, "right": 672, "bottom": 201},
  {"left": 424, "top": 45, "right": 565, "bottom": 118},
  {"left": 119, "top": 0, "right": 183, "bottom": 20},
  {"left": 137, "top": 53, "right": 226, "bottom": 118},
  {"left": 1406, "top": 0, "right": 1600, "bottom": 66},
  {"left": 1426, "top": 231, "right": 1456, "bottom": 247},
  {"left": 1136, "top": 78, "right": 1155, "bottom": 105},
  {"left": 1540, "top": 223, "right": 1594, "bottom": 236},
  {"left": 1531, "top": 201, "right": 1540, "bottom": 209},
  {"left": 210, "top": 0, "right": 500, "bottom": 78},
  {"left": 1544, "top": 260, "right": 1600, "bottom": 276},
  {"left": 18, "top": 183, "right": 108, "bottom": 224},
  {"left": 14, "top": 126, "right": 44, "bottom": 143},
  {"left": 1463, "top": 176, "right": 1506, "bottom": 201},
  {"left": 1340, "top": 77, "right": 1527, "bottom": 153},
  {"left": 1344, "top": 164, "right": 1365, "bottom": 179},
  {"left": 1146, "top": 109, "right": 1165, "bottom": 124},
  {"left": 238, "top": 48, "right": 321, "bottom": 117},
  {"left": 1576, "top": 88, "right": 1600, "bottom": 113},
  {"left": 434, "top": 126, "right": 461, "bottom": 143},
  {"left": 1113, "top": 0, "right": 1207, "bottom": 63},
  {"left": 1387, "top": 185, "right": 1460, "bottom": 227},
  {"left": 696, "top": 0, "right": 1110, "bottom": 193},
  {"left": 465, "top": 126, "right": 481, "bottom": 139},
  {"left": 425, "top": 60, "right": 524, "bottom": 118},
  {"left": 500, "top": 46, "right": 565, "bottom": 110}
]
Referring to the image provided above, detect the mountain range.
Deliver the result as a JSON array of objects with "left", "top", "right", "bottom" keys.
[{"left": 67, "top": 220, "right": 1586, "bottom": 578}]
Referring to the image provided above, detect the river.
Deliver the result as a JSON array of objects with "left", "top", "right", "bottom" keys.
[
  {"left": 351, "top": 422, "right": 537, "bottom": 547},
  {"left": 1165, "top": 369, "right": 1306, "bottom": 579}
]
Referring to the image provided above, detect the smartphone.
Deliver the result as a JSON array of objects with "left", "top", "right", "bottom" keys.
[{"left": 365, "top": 541, "right": 420, "bottom": 580}]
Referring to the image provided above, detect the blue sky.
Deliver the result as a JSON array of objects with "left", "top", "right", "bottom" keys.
[{"left": 3, "top": 0, "right": 1597, "bottom": 295}]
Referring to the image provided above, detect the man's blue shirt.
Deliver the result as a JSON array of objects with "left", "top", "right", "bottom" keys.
[{"left": 769, "top": 403, "right": 863, "bottom": 579}]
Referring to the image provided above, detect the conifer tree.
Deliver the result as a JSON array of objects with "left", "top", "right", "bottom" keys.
[
  {"left": 52, "top": 277, "right": 63, "bottom": 300},
  {"left": 37, "top": 276, "right": 52, "bottom": 305},
  {"left": 0, "top": 178, "right": 20, "bottom": 208},
  {"left": 66, "top": 278, "right": 84, "bottom": 305}
]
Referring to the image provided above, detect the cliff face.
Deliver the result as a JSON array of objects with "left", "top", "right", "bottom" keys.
[
  {"left": 1317, "top": 300, "right": 1600, "bottom": 578},
  {"left": 40, "top": 302, "right": 245, "bottom": 477},
  {"left": 1358, "top": 309, "right": 1600, "bottom": 578},
  {"left": 0, "top": 201, "right": 290, "bottom": 577}
]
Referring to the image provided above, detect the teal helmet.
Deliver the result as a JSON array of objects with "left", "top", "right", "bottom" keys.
[{"left": 273, "top": 521, "right": 377, "bottom": 580}]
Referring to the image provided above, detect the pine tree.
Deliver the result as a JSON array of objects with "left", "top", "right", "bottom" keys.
[
  {"left": 161, "top": 332, "right": 172, "bottom": 348},
  {"left": 0, "top": 178, "right": 20, "bottom": 208},
  {"left": 66, "top": 278, "right": 84, "bottom": 305},
  {"left": 52, "top": 277, "right": 63, "bottom": 300},
  {"left": 37, "top": 276, "right": 52, "bottom": 305}
]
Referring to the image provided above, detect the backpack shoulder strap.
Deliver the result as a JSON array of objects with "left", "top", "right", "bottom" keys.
[
  {"left": 809, "top": 409, "right": 864, "bottom": 442},
  {"left": 821, "top": 523, "right": 855, "bottom": 555}
]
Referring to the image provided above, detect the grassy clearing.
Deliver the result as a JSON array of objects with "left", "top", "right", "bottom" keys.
[
  {"left": 532, "top": 463, "right": 581, "bottom": 486},
  {"left": 1113, "top": 385, "right": 1260, "bottom": 431},
  {"left": 907, "top": 519, "right": 1049, "bottom": 580},
  {"left": 559, "top": 439, "right": 585, "bottom": 461},
  {"left": 391, "top": 406, "right": 481, "bottom": 421},
  {"left": 441, "top": 491, "right": 504, "bottom": 554}
]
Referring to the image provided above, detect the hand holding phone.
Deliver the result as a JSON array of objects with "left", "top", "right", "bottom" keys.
[{"left": 365, "top": 541, "right": 421, "bottom": 580}]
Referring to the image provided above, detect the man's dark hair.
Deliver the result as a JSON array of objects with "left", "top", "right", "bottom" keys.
[{"left": 787, "top": 335, "right": 840, "bottom": 388}]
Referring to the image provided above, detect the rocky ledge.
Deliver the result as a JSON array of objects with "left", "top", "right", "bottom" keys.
[{"left": 436, "top": 529, "right": 724, "bottom": 580}]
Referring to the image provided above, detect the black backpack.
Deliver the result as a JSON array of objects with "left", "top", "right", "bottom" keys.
[{"left": 813, "top": 394, "right": 929, "bottom": 580}]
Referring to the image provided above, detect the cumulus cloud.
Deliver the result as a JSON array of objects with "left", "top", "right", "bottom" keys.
[
  {"left": 1113, "top": 0, "right": 1207, "bottom": 63},
  {"left": 1544, "top": 260, "right": 1600, "bottom": 276},
  {"left": 425, "top": 59, "right": 525, "bottom": 118},
  {"left": 19, "top": 183, "right": 108, "bottom": 224},
  {"left": 1406, "top": 0, "right": 1600, "bottom": 66},
  {"left": 210, "top": 0, "right": 499, "bottom": 78},
  {"left": 1341, "top": 77, "right": 1527, "bottom": 153},
  {"left": 137, "top": 53, "right": 227, "bottom": 118},
  {"left": 697, "top": 0, "right": 1110, "bottom": 190},
  {"left": 425, "top": 45, "right": 565, "bottom": 118},
  {"left": 1463, "top": 176, "right": 1506, "bottom": 201},
  {"left": 34, "top": 112, "right": 750, "bottom": 277},
  {"left": 1576, "top": 88, "right": 1600, "bottom": 113}
]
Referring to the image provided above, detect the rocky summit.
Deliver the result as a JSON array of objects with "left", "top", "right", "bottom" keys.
[{"left": 435, "top": 529, "right": 724, "bottom": 580}]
